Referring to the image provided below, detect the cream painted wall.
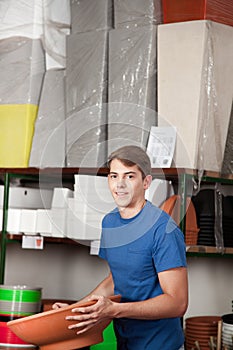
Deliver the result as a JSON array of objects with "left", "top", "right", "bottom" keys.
[
  {"left": 185, "top": 256, "right": 233, "bottom": 319},
  {"left": 5, "top": 242, "right": 109, "bottom": 301}
]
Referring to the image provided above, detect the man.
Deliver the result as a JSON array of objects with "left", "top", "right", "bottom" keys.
[{"left": 54, "top": 145, "right": 188, "bottom": 350}]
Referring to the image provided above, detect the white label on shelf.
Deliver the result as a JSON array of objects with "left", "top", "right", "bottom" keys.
[{"left": 22, "top": 235, "right": 44, "bottom": 250}]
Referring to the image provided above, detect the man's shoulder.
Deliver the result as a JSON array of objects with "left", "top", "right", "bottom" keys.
[{"left": 102, "top": 207, "right": 119, "bottom": 223}]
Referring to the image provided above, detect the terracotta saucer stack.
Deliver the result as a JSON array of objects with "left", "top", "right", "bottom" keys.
[{"left": 185, "top": 316, "right": 221, "bottom": 350}]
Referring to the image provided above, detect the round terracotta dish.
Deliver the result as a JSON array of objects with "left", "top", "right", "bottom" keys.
[{"left": 7, "top": 295, "right": 121, "bottom": 350}]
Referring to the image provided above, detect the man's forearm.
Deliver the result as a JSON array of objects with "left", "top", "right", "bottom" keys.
[
  {"left": 79, "top": 273, "right": 114, "bottom": 303},
  {"left": 111, "top": 293, "right": 187, "bottom": 320}
]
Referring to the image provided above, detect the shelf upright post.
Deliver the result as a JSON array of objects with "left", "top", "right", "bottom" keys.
[
  {"left": 178, "top": 170, "right": 196, "bottom": 238},
  {"left": 0, "top": 172, "right": 10, "bottom": 284},
  {"left": 178, "top": 172, "right": 188, "bottom": 235}
]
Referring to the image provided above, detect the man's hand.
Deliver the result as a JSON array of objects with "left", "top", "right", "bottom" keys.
[
  {"left": 65, "top": 295, "right": 114, "bottom": 334},
  {"left": 52, "top": 302, "right": 69, "bottom": 310}
]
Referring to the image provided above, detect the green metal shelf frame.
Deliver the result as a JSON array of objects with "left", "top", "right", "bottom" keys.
[
  {"left": 0, "top": 172, "right": 44, "bottom": 283},
  {"left": 0, "top": 172, "right": 9, "bottom": 284}
]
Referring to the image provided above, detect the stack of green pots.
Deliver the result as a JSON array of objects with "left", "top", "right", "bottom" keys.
[{"left": 0, "top": 285, "right": 42, "bottom": 348}]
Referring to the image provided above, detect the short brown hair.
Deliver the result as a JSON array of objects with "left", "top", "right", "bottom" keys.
[{"left": 107, "top": 145, "right": 151, "bottom": 178}]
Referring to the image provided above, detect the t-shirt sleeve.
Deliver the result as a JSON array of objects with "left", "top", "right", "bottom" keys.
[
  {"left": 99, "top": 245, "right": 106, "bottom": 260},
  {"left": 152, "top": 217, "right": 187, "bottom": 273},
  {"left": 98, "top": 216, "right": 107, "bottom": 260}
]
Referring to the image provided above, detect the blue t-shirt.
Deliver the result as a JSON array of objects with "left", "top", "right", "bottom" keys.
[{"left": 99, "top": 200, "right": 187, "bottom": 350}]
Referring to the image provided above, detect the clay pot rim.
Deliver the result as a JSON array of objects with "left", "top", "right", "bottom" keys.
[
  {"left": 0, "top": 285, "right": 42, "bottom": 291},
  {"left": 186, "top": 316, "right": 221, "bottom": 325},
  {"left": 8, "top": 295, "right": 120, "bottom": 324},
  {"left": 7, "top": 295, "right": 121, "bottom": 350}
]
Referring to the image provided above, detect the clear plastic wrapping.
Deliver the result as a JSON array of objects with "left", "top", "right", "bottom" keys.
[
  {"left": 0, "top": 0, "right": 71, "bottom": 70},
  {"left": 29, "top": 70, "right": 66, "bottom": 167},
  {"left": 43, "top": 0, "right": 71, "bottom": 69},
  {"left": 114, "top": 0, "right": 163, "bottom": 28},
  {"left": 0, "top": 0, "right": 43, "bottom": 39},
  {"left": 196, "top": 21, "right": 233, "bottom": 176},
  {"left": 158, "top": 20, "right": 233, "bottom": 175},
  {"left": 66, "top": 106, "right": 108, "bottom": 168},
  {"left": 158, "top": 18, "right": 233, "bottom": 251},
  {"left": 108, "top": 24, "right": 157, "bottom": 154},
  {"left": 70, "top": 0, "right": 112, "bottom": 34},
  {"left": 66, "top": 31, "right": 108, "bottom": 167},
  {"left": 0, "top": 37, "right": 45, "bottom": 105}
]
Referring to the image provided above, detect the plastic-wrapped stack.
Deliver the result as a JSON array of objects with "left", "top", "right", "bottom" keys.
[
  {"left": 114, "top": 0, "right": 162, "bottom": 28},
  {"left": 158, "top": 1, "right": 233, "bottom": 174},
  {"left": 107, "top": 25, "right": 157, "bottom": 155},
  {"left": 29, "top": 0, "right": 70, "bottom": 167},
  {"left": 29, "top": 70, "right": 66, "bottom": 167},
  {"left": 70, "top": 0, "right": 112, "bottom": 34},
  {"left": 43, "top": 0, "right": 70, "bottom": 70},
  {"left": 0, "top": 0, "right": 70, "bottom": 71},
  {"left": 66, "top": 0, "right": 111, "bottom": 167},
  {"left": 0, "top": 0, "right": 71, "bottom": 168},
  {"left": 66, "top": 30, "right": 108, "bottom": 167},
  {"left": 107, "top": 0, "right": 162, "bottom": 155},
  {"left": 0, "top": 1, "right": 44, "bottom": 168},
  {"left": 0, "top": 285, "right": 42, "bottom": 349},
  {"left": 66, "top": 0, "right": 162, "bottom": 167},
  {"left": 0, "top": 36, "right": 45, "bottom": 167}
]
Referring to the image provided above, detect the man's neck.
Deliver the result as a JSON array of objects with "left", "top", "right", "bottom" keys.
[{"left": 118, "top": 199, "right": 146, "bottom": 219}]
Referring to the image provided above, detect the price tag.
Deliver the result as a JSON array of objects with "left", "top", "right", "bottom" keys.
[{"left": 22, "top": 235, "right": 44, "bottom": 250}]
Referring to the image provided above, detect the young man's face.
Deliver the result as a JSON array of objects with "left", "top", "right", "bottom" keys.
[{"left": 108, "top": 158, "right": 151, "bottom": 210}]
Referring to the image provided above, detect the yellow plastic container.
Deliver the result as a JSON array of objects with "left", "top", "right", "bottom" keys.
[{"left": 0, "top": 104, "right": 38, "bottom": 167}]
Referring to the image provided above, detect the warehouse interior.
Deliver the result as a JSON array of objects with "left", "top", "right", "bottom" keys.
[{"left": 0, "top": 0, "right": 233, "bottom": 349}]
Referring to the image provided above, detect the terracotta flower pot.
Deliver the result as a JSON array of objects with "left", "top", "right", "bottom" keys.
[
  {"left": 7, "top": 295, "right": 120, "bottom": 350},
  {"left": 160, "top": 195, "right": 199, "bottom": 245}
]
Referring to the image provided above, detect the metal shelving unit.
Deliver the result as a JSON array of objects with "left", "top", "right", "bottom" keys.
[
  {"left": 0, "top": 167, "right": 109, "bottom": 284},
  {"left": 0, "top": 167, "right": 233, "bottom": 284}
]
